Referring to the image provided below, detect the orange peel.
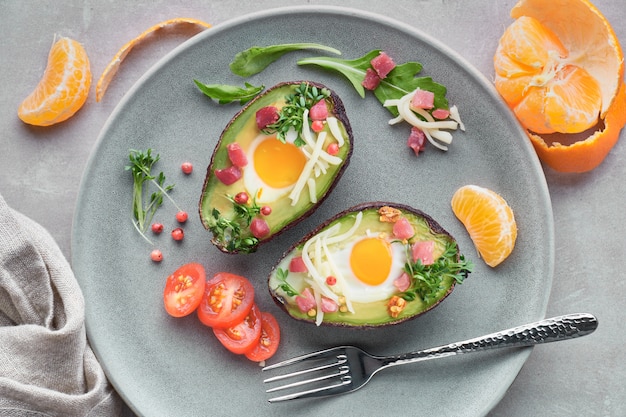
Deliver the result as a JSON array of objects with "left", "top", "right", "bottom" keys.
[
  {"left": 494, "top": 0, "right": 625, "bottom": 172},
  {"left": 96, "top": 17, "right": 211, "bottom": 102}
]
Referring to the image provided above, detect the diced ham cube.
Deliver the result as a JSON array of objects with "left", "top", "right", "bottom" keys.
[
  {"left": 320, "top": 297, "right": 338, "bottom": 313},
  {"left": 432, "top": 108, "right": 450, "bottom": 119},
  {"left": 227, "top": 143, "right": 248, "bottom": 167},
  {"left": 250, "top": 218, "right": 270, "bottom": 239},
  {"left": 214, "top": 165, "right": 242, "bottom": 185},
  {"left": 407, "top": 126, "right": 426, "bottom": 156},
  {"left": 289, "top": 256, "right": 308, "bottom": 273},
  {"left": 309, "top": 99, "right": 328, "bottom": 121},
  {"left": 392, "top": 217, "right": 414, "bottom": 240},
  {"left": 371, "top": 51, "right": 396, "bottom": 78},
  {"left": 411, "top": 89, "right": 435, "bottom": 109},
  {"left": 295, "top": 287, "right": 316, "bottom": 313},
  {"left": 256, "top": 106, "right": 280, "bottom": 130},
  {"left": 393, "top": 272, "right": 411, "bottom": 292},
  {"left": 412, "top": 240, "right": 435, "bottom": 265},
  {"left": 362, "top": 68, "right": 381, "bottom": 90}
]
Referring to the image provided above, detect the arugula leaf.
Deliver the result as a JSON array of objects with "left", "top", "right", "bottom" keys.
[
  {"left": 298, "top": 50, "right": 380, "bottom": 98},
  {"left": 230, "top": 43, "right": 341, "bottom": 77},
  {"left": 193, "top": 80, "right": 264, "bottom": 104},
  {"left": 298, "top": 50, "right": 449, "bottom": 116}
]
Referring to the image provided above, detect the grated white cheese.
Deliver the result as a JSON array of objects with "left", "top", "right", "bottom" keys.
[
  {"left": 298, "top": 212, "right": 363, "bottom": 325},
  {"left": 288, "top": 111, "right": 345, "bottom": 206},
  {"left": 383, "top": 88, "right": 463, "bottom": 151},
  {"left": 326, "top": 117, "right": 345, "bottom": 147}
]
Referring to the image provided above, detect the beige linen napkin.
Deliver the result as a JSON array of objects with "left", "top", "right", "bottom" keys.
[{"left": 0, "top": 193, "right": 122, "bottom": 417}]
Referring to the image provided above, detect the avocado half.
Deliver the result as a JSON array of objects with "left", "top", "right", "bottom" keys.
[
  {"left": 199, "top": 81, "right": 353, "bottom": 254},
  {"left": 268, "top": 202, "right": 472, "bottom": 328}
]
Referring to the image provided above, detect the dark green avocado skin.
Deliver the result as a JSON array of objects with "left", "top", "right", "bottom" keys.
[{"left": 199, "top": 81, "right": 354, "bottom": 254}]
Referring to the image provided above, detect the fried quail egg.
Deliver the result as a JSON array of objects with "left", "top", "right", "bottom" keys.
[
  {"left": 243, "top": 134, "right": 307, "bottom": 203},
  {"left": 328, "top": 235, "right": 407, "bottom": 304}
]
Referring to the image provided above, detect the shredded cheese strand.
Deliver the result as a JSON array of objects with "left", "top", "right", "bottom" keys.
[
  {"left": 326, "top": 117, "right": 345, "bottom": 147},
  {"left": 289, "top": 131, "right": 327, "bottom": 205},
  {"left": 383, "top": 88, "right": 463, "bottom": 151}
]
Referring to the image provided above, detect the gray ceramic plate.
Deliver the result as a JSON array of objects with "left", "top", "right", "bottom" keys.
[{"left": 72, "top": 6, "right": 554, "bottom": 417}]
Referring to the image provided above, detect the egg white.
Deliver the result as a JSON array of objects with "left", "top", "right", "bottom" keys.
[
  {"left": 243, "top": 134, "right": 298, "bottom": 203},
  {"left": 327, "top": 236, "right": 407, "bottom": 304}
]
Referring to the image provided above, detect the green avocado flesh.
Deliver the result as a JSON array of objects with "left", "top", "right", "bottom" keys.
[
  {"left": 199, "top": 81, "right": 353, "bottom": 253},
  {"left": 268, "top": 203, "right": 472, "bottom": 328}
]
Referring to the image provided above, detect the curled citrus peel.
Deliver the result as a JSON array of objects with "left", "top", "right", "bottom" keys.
[
  {"left": 18, "top": 36, "right": 91, "bottom": 126},
  {"left": 494, "top": 0, "right": 625, "bottom": 172},
  {"left": 96, "top": 17, "right": 211, "bottom": 102}
]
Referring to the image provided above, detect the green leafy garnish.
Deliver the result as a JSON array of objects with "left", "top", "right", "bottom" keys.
[
  {"left": 193, "top": 80, "right": 265, "bottom": 104},
  {"left": 298, "top": 50, "right": 449, "bottom": 116},
  {"left": 262, "top": 82, "right": 330, "bottom": 145},
  {"left": 229, "top": 43, "right": 341, "bottom": 77},
  {"left": 401, "top": 241, "right": 473, "bottom": 303},
  {"left": 125, "top": 149, "right": 179, "bottom": 244},
  {"left": 206, "top": 208, "right": 259, "bottom": 253},
  {"left": 276, "top": 268, "right": 300, "bottom": 297},
  {"left": 205, "top": 194, "right": 265, "bottom": 253}
]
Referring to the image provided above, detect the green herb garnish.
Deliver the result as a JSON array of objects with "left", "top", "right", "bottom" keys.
[
  {"left": 229, "top": 43, "right": 341, "bottom": 77},
  {"left": 262, "top": 82, "right": 330, "bottom": 145},
  {"left": 400, "top": 241, "right": 473, "bottom": 303},
  {"left": 298, "top": 50, "right": 449, "bottom": 117},
  {"left": 193, "top": 80, "right": 265, "bottom": 104},
  {"left": 125, "top": 149, "right": 179, "bottom": 244},
  {"left": 276, "top": 268, "right": 300, "bottom": 297},
  {"left": 205, "top": 194, "right": 265, "bottom": 253}
]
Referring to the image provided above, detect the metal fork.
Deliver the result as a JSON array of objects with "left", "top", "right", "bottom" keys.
[{"left": 263, "top": 313, "right": 598, "bottom": 402}]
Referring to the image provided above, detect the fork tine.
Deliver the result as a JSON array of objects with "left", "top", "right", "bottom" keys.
[
  {"left": 265, "top": 364, "right": 349, "bottom": 392},
  {"left": 267, "top": 376, "right": 352, "bottom": 403},
  {"left": 264, "top": 355, "right": 347, "bottom": 383},
  {"left": 262, "top": 346, "right": 342, "bottom": 371}
]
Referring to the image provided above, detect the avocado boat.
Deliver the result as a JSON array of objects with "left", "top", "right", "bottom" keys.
[
  {"left": 199, "top": 81, "right": 353, "bottom": 253},
  {"left": 268, "top": 202, "right": 473, "bottom": 327}
]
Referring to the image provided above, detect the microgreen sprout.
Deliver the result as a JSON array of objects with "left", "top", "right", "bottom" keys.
[
  {"left": 126, "top": 148, "right": 181, "bottom": 244},
  {"left": 400, "top": 241, "right": 473, "bottom": 303}
]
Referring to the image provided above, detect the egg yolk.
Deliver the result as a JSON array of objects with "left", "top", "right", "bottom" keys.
[
  {"left": 349, "top": 237, "right": 393, "bottom": 286},
  {"left": 253, "top": 137, "right": 306, "bottom": 188}
]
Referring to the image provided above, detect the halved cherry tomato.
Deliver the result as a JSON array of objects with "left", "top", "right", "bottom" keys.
[
  {"left": 163, "top": 263, "right": 206, "bottom": 317},
  {"left": 245, "top": 312, "right": 281, "bottom": 362},
  {"left": 213, "top": 304, "right": 262, "bottom": 354},
  {"left": 197, "top": 272, "right": 255, "bottom": 328}
]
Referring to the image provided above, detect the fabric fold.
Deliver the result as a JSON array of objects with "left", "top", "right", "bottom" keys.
[{"left": 0, "top": 193, "right": 122, "bottom": 417}]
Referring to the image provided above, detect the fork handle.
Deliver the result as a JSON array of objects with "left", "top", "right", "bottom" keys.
[{"left": 383, "top": 313, "right": 598, "bottom": 367}]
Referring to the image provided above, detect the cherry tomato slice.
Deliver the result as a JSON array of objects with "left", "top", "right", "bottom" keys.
[
  {"left": 213, "top": 304, "right": 262, "bottom": 355},
  {"left": 197, "top": 272, "right": 255, "bottom": 328},
  {"left": 245, "top": 312, "right": 281, "bottom": 362},
  {"left": 163, "top": 263, "right": 206, "bottom": 317}
]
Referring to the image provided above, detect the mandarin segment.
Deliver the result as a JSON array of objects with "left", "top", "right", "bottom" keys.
[
  {"left": 451, "top": 185, "right": 517, "bottom": 268},
  {"left": 494, "top": 15, "right": 602, "bottom": 134},
  {"left": 18, "top": 37, "right": 91, "bottom": 126},
  {"left": 528, "top": 81, "right": 626, "bottom": 172}
]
